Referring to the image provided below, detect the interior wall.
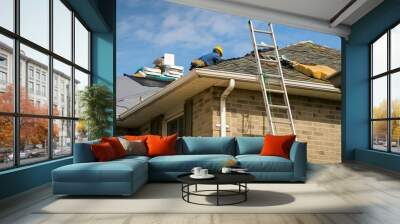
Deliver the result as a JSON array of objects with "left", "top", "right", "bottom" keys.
[
  {"left": 343, "top": 0, "right": 400, "bottom": 169},
  {"left": 92, "top": 32, "right": 116, "bottom": 135}
]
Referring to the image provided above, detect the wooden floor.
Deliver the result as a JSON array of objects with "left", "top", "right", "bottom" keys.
[{"left": 1, "top": 162, "right": 400, "bottom": 224}]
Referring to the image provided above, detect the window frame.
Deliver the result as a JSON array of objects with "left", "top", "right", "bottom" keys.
[
  {"left": 370, "top": 21, "right": 400, "bottom": 154},
  {"left": 0, "top": 0, "right": 92, "bottom": 171},
  {"left": 163, "top": 112, "right": 184, "bottom": 136}
]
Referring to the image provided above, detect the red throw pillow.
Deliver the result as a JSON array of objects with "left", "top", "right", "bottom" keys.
[
  {"left": 124, "top": 135, "right": 148, "bottom": 141},
  {"left": 101, "top": 137, "right": 126, "bottom": 158},
  {"left": 91, "top": 142, "right": 117, "bottom": 161},
  {"left": 260, "top": 135, "right": 296, "bottom": 159},
  {"left": 146, "top": 134, "right": 177, "bottom": 157}
]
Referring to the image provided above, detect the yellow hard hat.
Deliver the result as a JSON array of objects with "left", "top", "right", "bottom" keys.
[{"left": 213, "top": 45, "right": 223, "bottom": 56}]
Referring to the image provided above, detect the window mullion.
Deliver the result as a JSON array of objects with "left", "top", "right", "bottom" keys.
[
  {"left": 13, "top": 0, "right": 20, "bottom": 167},
  {"left": 48, "top": 0, "right": 54, "bottom": 160},
  {"left": 71, "top": 10, "right": 76, "bottom": 154},
  {"left": 388, "top": 30, "right": 391, "bottom": 153}
]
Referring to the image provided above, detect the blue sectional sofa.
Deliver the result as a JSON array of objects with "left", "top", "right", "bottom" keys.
[{"left": 52, "top": 137, "right": 307, "bottom": 196}]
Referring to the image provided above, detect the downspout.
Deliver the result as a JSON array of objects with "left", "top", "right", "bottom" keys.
[{"left": 220, "top": 79, "right": 235, "bottom": 137}]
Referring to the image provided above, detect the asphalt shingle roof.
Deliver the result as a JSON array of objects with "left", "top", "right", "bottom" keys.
[
  {"left": 116, "top": 76, "right": 164, "bottom": 115},
  {"left": 206, "top": 41, "right": 341, "bottom": 85}
]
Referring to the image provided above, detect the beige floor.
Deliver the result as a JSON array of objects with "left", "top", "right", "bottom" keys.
[{"left": 1, "top": 162, "right": 400, "bottom": 224}]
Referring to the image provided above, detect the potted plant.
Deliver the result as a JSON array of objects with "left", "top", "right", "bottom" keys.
[{"left": 79, "top": 84, "right": 114, "bottom": 140}]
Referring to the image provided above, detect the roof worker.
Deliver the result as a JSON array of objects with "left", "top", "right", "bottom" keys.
[{"left": 190, "top": 45, "right": 223, "bottom": 70}]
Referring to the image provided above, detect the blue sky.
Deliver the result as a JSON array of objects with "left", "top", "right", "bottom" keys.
[{"left": 117, "top": 0, "right": 341, "bottom": 76}]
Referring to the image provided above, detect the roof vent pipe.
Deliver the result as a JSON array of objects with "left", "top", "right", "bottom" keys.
[{"left": 220, "top": 79, "right": 235, "bottom": 137}]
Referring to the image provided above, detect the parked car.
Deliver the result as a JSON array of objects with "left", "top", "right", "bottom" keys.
[{"left": 8, "top": 150, "right": 32, "bottom": 161}]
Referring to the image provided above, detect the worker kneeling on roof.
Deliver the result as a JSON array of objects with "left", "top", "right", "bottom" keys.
[{"left": 190, "top": 45, "right": 223, "bottom": 70}]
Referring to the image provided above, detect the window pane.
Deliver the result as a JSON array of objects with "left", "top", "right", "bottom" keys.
[
  {"left": 372, "top": 33, "right": 387, "bottom": 76},
  {"left": 74, "top": 69, "right": 89, "bottom": 118},
  {"left": 391, "top": 120, "right": 400, "bottom": 153},
  {"left": 20, "top": 117, "right": 49, "bottom": 165},
  {"left": 372, "top": 76, "right": 387, "bottom": 119},
  {"left": 391, "top": 72, "right": 400, "bottom": 118},
  {"left": 0, "top": 116, "right": 14, "bottom": 170},
  {"left": 0, "top": 35, "right": 14, "bottom": 112},
  {"left": 53, "top": 0, "right": 72, "bottom": 60},
  {"left": 0, "top": 0, "right": 14, "bottom": 31},
  {"left": 372, "top": 121, "right": 388, "bottom": 151},
  {"left": 20, "top": 0, "right": 49, "bottom": 49},
  {"left": 167, "top": 116, "right": 184, "bottom": 136},
  {"left": 53, "top": 119, "right": 72, "bottom": 157},
  {"left": 75, "top": 18, "right": 89, "bottom": 70},
  {"left": 391, "top": 24, "right": 400, "bottom": 70},
  {"left": 75, "top": 120, "right": 88, "bottom": 143},
  {"left": 53, "top": 59, "right": 72, "bottom": 117},
  {"left": 20, "top": 44, "right": 49, "bottom": 115}
]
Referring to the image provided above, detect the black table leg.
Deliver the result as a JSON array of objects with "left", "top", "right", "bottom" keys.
[
  {"left": 195, "top": 184, "right": 198, "bottom": 192},
  {"left": 245, "top": 183, "right": 247, "bottom": 201},
  {"left": 216, "top": 184, "right": 219, "bottom": 206},
  {"left": 187, "top": 184, "right": 190, "bottom": 202}
]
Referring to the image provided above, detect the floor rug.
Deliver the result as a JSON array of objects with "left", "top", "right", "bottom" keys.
[{"left": 38, "top": 183, "right": 362, "bottom": 214}]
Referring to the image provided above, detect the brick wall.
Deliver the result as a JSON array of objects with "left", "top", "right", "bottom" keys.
[
  {"left": 136, "top": 86, "right": 341, "bottom": 164},
  {"left": 206, "top": 87, "right": 341, "bottom": 164},
  {"left": 192, "top": 88, "right": 214, "bottom": 136}
]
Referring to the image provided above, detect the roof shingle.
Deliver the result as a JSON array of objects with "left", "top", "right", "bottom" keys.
[{"left": 206, "top": 41, "right": 341, "bottom": 85}]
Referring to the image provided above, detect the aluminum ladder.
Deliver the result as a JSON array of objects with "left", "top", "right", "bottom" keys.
[{"left": 248, "top": 20, "right": 296, "bottom": 135}]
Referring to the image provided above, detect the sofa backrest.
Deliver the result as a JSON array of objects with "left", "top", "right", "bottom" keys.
[
  {"left": 73, "top": 139, "right": 100, "bottom": 163},
  {"left": 177, "top": 137, "right": 236, "bottom": 155},
  {"left": 235, "top": 136, "right": 264, "bottom": 155},
  {"left": 73, "top": 136, "right": 269, "bottom": 162}
]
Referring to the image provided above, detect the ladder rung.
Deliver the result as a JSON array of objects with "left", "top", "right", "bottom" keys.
[
  {"left": 265, "top": 89, "right": 284, "bottom": 94},
  {"left": 270, "top": 105, "right": 289, "bottom": 109},
  {"left": 257, "top": 44, "right": 274, "bottom": 49},
  {"left": 273, "top": 120, "right": 292, "bottom": 124},
  {"left": 260, "top": 58, "right": 278, "bottom": 63},
  {"left": 254, "top": 29, "right": 272, "bottom": 35},
  {"left": 263, "top": 74, "right": 282, "bottom": 79}
]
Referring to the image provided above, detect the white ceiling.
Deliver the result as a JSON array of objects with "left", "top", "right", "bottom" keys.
[
  {"left": 169, "top": 0, "right": 383, "bottom": 37},
  {"left": 229, "top": 0, "right": 352, "bottom": 22}
]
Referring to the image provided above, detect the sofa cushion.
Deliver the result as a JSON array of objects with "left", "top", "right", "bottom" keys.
[
  {"left": 260, "top": 135, "right": 296, "bottom": 159},
  {"left": 147, "top": 134, "right": 177, "bottom": 157},
  {"left": 118, "top": 138, "right": 147, "bottom": 156},
  {"left": 179, "top": 137, "right": 235, "bottom": 155},
  {"left": 91, "top": 142, "right": 118, "bottom": 161},
  {"left": 53, "top": 158, "right": 147, "bottom": 183},
  {"left": 116, "top": 155, "right": 150, "bottom": 163},
  {"left": 149, "top": 154, "right": 235, "bottom": 172},
  {"left": 236, "top": 155, "right": 293, "bottom": 172},
  {"left": 235, "top": 137, "right": 264, "bottom": 155},
  {"left": 101, "top": 137, "right": 127, "bottom": 158},
  {"left": 124, "top": 135, "right": 148, "bottom": 142}
]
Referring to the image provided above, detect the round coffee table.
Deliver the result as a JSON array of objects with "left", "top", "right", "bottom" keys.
[{"left": 177, "top": 173, "right": 255, "bottom": 206}]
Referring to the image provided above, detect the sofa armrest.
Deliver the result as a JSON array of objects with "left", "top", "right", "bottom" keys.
[
  {"left": 73, "top": 141, "right": 99, "bottom": 163},
  {"left": 289, "top": 141, "right": 307, "bottom": 181}
]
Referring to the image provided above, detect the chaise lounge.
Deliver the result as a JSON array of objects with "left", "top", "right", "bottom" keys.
[{"left": 52, "top": 137, "right": 307, "bottom": 196}]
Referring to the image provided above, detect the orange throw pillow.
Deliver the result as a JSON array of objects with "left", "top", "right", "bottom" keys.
[
  {"left": 101, "top": 137, "right": 126, "bottom": 158},
  {"left": 146, "top": 134, "right": 177, "bottom": 157},
  {"left": 91, "top": 142, "right": 117, "bottom": 162},
  {"left": 124, "top": 135, "right": 148, "bottom": 141},
  {"left": 260, "top": 135, "right": 296, "bottom": 159}
]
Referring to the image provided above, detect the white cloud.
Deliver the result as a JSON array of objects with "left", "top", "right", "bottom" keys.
[{"left": 118, "top": 4, "right": 246, "bottom": 50}]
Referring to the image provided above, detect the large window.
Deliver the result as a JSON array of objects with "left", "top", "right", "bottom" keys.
[
  {"left": 0, "top": 0, "right": 91, "bottom": 170},
  {"left": 371, "top": 23, "right": 400, "bottom": 153}
]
